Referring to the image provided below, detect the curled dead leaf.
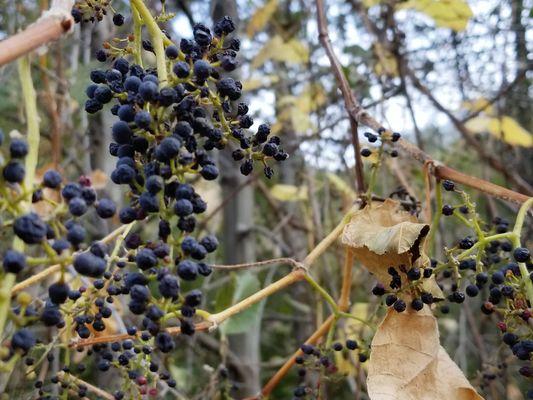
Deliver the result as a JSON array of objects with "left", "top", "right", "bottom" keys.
[
  {"left": 368, "top": 307, "right": 484, "bottom": 400},
  {"left": 341, "top": 199, "right": 442, "bottom": 298}
]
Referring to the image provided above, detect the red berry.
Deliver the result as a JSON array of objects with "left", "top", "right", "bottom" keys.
[
  {"left": 136, "top": 376, "right": 147, "bottom": 386},
  {"left": 496, "top": 321, "right": 507, "bottom": 332}
]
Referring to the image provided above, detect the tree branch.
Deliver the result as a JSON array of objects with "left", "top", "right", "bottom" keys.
[
  {"left": 316, "top": 0, "right": 365, "bottom": 193},
  {"left": 0, "top": 1, "right": 74, "bottom": 67}
]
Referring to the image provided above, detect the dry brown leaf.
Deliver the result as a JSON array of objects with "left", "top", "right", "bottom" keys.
[
  {"left": 341, "top": 199, "right": 442, "bottom": 298},
  {"left": 368, "top": 307, "right": 484, "bottom": 400}
]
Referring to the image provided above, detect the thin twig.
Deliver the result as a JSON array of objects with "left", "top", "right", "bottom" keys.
[
  {"left": 10, "top": 223, "right": 133, "bottom": 295},
  {"left": 315, "top": 0, "right": 365, "bottom": 193},
  {"left": 70, "top": 208, "right": 356, "bottom": 348},
  {"left": 212, "top": 257, "right": 302, "bottom": 271},
  {"left": 56, "top": 371, "right": 114, "bottom": 400}
]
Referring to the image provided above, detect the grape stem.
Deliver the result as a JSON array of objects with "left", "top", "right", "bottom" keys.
[
  {"left": 131, "top": 0, "right": 169, "bottom": 87},
  {"left": 0, "top": 55, "right": 40, "bottom": 340}
]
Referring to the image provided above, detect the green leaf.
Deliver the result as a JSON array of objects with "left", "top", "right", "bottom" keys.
[
  {"left": 213, "top": 274, "right": 237, "bottom": 313},
  {"left": 219, "top": 272, "right": 261, "bottom": 335}
]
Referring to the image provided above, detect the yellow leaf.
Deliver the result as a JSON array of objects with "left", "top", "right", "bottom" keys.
[
  {"left": 368, "top": 307, "right": 484, "bottom": 400},
  {"left": 242, "top": 75, "right": 279, "bottom": 91},
  {"left": 246, "top": 0, "right": 278, "bottom": 38},
  {"left": 461, "top": 98, "right": 495, "bottom": 116},
  {"left": 270, "top": 184, "right": 307, "bottom": 201},
  {"left": 363, "top": 0, "right": 382, "bottom": 7},
  {"left": 327, "top": 173, "right": 356, "bottom": 199},
  {"left": 342, "top": 199, "right": 443, "bottom": 298},
  {"left": 251, "top": 36, "right": 309, "bottom": 69},
  {"left": 272, "top": 84, "right": 326, "bottom": 135},
  {"left": 373, "top": 43, "right": 398, "bottom": 77},
  {"left": 398, "top": 0, "right": 473, "bottom": 32},
  {"left": 465, "top": 115, "right": 533, "bottom": 147}
]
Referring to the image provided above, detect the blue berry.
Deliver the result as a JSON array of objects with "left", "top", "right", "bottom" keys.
[
  {"left": 117, "top": 104, "right": 136, "bottom": 122},
  {"left": 43, "top": 169, "right": 62, "bottom": 188},
  {"left": 106, "top": 69, "right": 122, "bottom": 82},
  {"left": 158, "top": 274, "right": 179, "bottom": 299},
  {"left": 165, "top": 45, "right": 179, "bottom": 59},
  {"left": 74, "top": 252, "right": 106, "bottom": 277},
  {"left": 139, "top": 81, "right": 158, "bottom": 101},
  {"left": 14, "top": 213, "right": 47, "bottom": 244},
  {"left": 124, "top": 272, "right": 149, "bottom": 289},
  {"left": 96, "top": 198, "right": 116, "bottom": 218},
  {"left": 139, "top": 192, "right": 159, "bottom": 213},
  {"left": 11, "top": 329, "right": 36, "bottom": 353},
  {"left": 185, "top": 289, "right": 202, "bottom": 307},
  {"left": 155, "top": 137, "right": 181, "bottom": 162},
  {"left": 513, "top": 247, "right": 530, "bottom": 263},
  {"left": 94, "top": 85, "right": 113, "bottom": 103},
  {"left": 130, "top": 284, "right": 150, "bottom": 303},
  {"left": 66, "top": 223, "right": 86, "bottom": 245},
  {"left": 61, "top": 183, "right": 82, "bottom": 200},
  {"left": 41, "top": 304, "right": 63, "bottom": 326},
  {"left": 3, "top": 250, "right": 26, "bottom": 273},
  {"left": 124, "top": 76, "right": 141, "bottom": 92},
  {"left": 112, "top": 121, "right": 132, "bottom": 144},
  {"left": 136, "top": 248, "right": 158, "bottom": 270},
  {"left": 155, "top": 332, "right": 175, "bottom": 353},
  {"left": 193, "top": 60, "right": 210, "bottom": 81},
  {"left": 174, "top": 199, "right": 193, "bottom": 217},
  {"left": 491, "top": 271, "right": 505, "bottom": 285},
  {"left": 177, "top": 260, "right": 198, "bottom": 281},
  {"left": 119, "top": 207, "right": 137, "bottom": 224},
  {"left": 9, "top": 139, "right": 28, "bottom": 158},
  {"left": 200, "top": 164, "right": 219, "bottom": 180},
  {"left": 49, "top": 282, "right": 70, "bottom": 304},
  {"left": 145, "top": 175, "right": 163, "bottom": 194},
  {"left": 69, "top": 197, "right": 88, "bottom": 216},
  {"left": 3, "top": 161, "right": 25, "bottom": 183},
  {"left": 134, "top": 110, "right": 152, "bottom": 129}
]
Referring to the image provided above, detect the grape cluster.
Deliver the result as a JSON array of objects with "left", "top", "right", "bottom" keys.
[{"left": 0, "top": 7, "right": 288, "bottom": 398}]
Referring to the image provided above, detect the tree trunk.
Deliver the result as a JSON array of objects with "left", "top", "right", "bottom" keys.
[{"left": 211, "top": 1, "right": 261, "bottom": 397}]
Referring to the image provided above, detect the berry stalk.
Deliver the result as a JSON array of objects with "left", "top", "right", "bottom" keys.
[
  {"left": 0, "top": 55, "right": 41, "bottom": 339},
  {"left": 130, "top": 0, "right": 169, "bottom": 86}
]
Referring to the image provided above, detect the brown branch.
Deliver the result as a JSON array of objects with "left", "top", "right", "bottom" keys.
[
  {"left": 316, "top": 0, "right": 532, "bottom": 204},
  {"left": 404, "top": 67, "right": 533, "bottom": 196},
  {"left": 316, "top": 0, "right": 365, "bottom": 193},
  {"left": 0, "top": 6, "right": 73, "bottom": 67}
]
